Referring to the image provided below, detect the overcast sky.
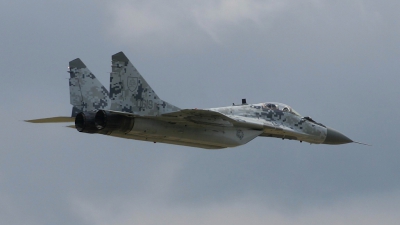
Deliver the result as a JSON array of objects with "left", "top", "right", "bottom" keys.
[{"left": 1, "top": 0, "right": 400, "bottom": 224}]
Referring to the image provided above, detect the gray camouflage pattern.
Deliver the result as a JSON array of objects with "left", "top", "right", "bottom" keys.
[
  {"left": 68, "top": 58, "right": 109, "bottom": 116},
  {"left": 209, "top": 103, "right": 327, "bottom": 144},
  {"left": 109, "top": 52, "right": 180, "bottom": 116},
  {"left": 27, "top": 51, "right": 356, "bottom": 149}
]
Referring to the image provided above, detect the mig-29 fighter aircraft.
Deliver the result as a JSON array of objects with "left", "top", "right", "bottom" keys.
[{"left": 26, "top": 52, "right": 367, "bottom": 149}]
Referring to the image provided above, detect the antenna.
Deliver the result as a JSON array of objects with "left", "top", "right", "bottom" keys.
[{"left": 353, "top": 141, "right": 372, "bottom": 146}]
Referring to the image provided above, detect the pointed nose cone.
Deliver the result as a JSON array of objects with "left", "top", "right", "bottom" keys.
[{"left": 323, "top": 127, "right": 353, "bottom": 145}]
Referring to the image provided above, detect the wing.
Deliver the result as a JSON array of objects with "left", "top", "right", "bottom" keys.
[
  {"left": 162, "top": 109, "right": 267, "bottom": 130},
  {"left": 162, "top": 109, "right": 234, "bottom": 126},
  {"left": 105, "top": 108, "right": 269, "bottom": 130}
]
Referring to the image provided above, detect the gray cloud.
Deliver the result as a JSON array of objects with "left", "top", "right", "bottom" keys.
[
  {"left": 1, "top": 0, "right": 400, "bottom": 224},
  {"left": 70, "top": 191, "right": 400, "bottom": 225}
]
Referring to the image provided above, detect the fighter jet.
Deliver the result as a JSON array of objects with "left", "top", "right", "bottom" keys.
[{"left": 26, "top": 52, "right": 367, "bottom": 149}]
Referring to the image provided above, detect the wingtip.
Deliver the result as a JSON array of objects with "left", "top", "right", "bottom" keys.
[
  {"left": 69, "top": 58, "right": 86, "bottom": 69},
  {"left": 112, "top": 51, "right": 129, "bottom": 62}
]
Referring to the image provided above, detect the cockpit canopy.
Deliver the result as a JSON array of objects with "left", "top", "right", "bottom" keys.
[{"left": 263, "top": 102, "right": 302, "bottom": 116}]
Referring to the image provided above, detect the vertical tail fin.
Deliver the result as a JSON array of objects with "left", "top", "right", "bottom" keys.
[
  {"left": 69, "top": 59, "right": 109, "bottom": 117},
  {"left": 109, "top": 52, "right": 180, "bottom": 116}
]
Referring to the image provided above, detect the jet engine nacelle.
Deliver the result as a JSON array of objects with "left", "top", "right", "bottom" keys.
[
  {"left": 94, "top": 110, "right": 134, "bottom": 134},
  {"left": 75, "top": 111, "right": 98, "bottom": 133},
  {"left": 75, "top": 110, "right": 134, "bottom": 134}
]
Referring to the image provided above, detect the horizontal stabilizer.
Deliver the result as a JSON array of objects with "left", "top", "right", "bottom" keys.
[{"left": 25, "top": 117, "right": 74, "bottom": 123}]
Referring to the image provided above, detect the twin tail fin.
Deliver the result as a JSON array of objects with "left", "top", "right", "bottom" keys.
[
  {"left": 109, "top": 52, "right": 180, "bottom": 116},
  {"left": 68, "top": 58, "right": 110, "bottom": 117},
  {"left": 68, "top": 52, "right": 179, "bottom": 117}
]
